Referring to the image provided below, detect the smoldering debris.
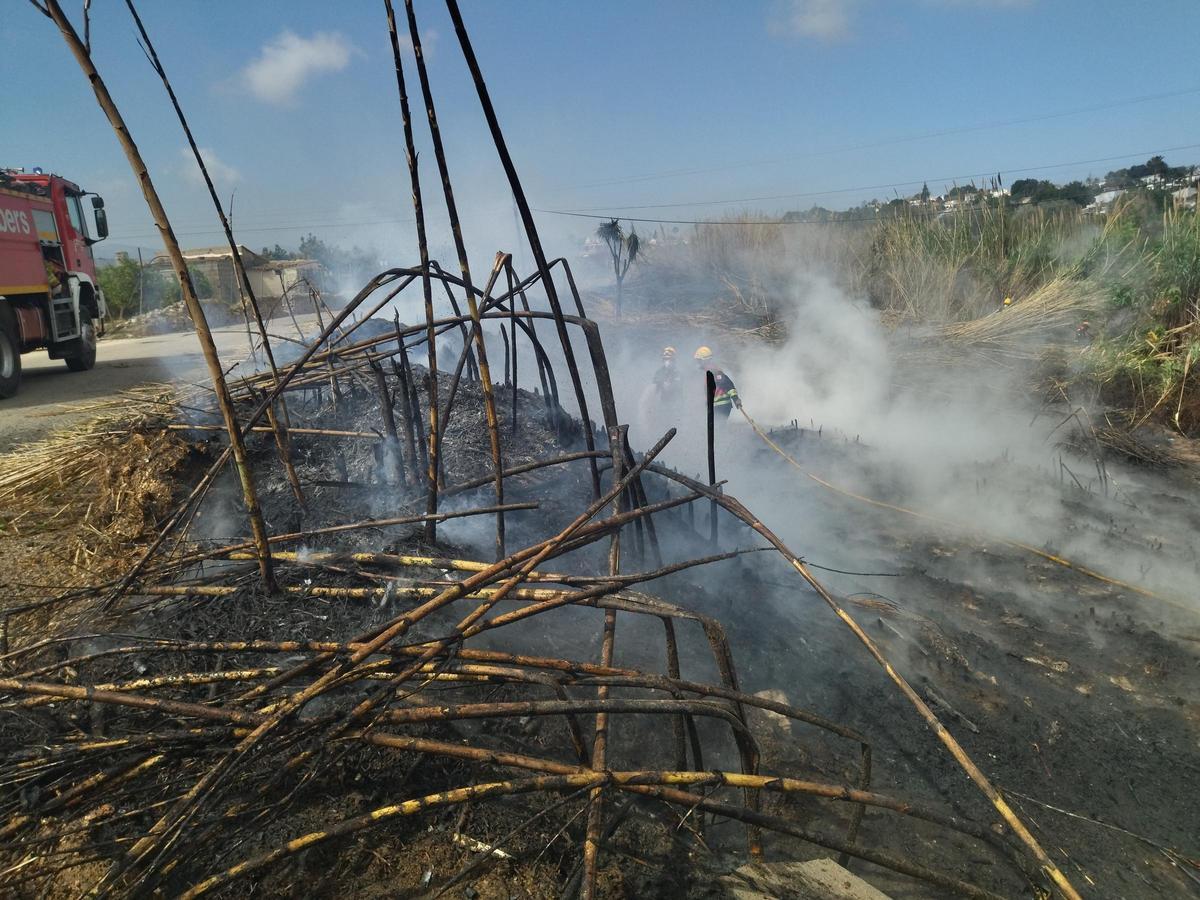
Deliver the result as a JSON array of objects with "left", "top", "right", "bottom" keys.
[
  {"left": 0, "top": 270, "right": 1048, "bottom": 899},
  {"left": 3, "top": 3, "right": 1196, "bottom": 900},
  {"left": 2, "top": 236, "right": 1054, "bottom": 899}
]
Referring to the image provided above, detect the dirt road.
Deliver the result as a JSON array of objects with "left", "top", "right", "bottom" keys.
[{"left": 0, "top": 324, "right": 269, "bottom": 453}]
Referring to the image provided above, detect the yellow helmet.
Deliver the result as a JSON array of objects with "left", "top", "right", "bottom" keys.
[
  {"left": 1003, "top": 296, "right": 1013, "bottom": 306},
  {"left": 662, "top": 346, "right": 676, "bottom": 359},
  {"left": 693, "top": 346, "right": 713, "bottom": 361}
]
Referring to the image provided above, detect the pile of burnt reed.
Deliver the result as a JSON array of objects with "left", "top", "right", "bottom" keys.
[{"left": 3, "top": 1, "right": 1088, "bottom": 897}]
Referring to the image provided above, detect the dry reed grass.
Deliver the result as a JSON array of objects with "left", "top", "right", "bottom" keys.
[
  {"left": 0, "top": 390, "right": 192, "bottom": 598},
  {"left": 938, "top": 276, "right": 1101, "bottom": 357}
]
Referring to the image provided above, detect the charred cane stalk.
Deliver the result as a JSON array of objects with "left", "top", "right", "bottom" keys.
[{"left": 37, "top": 0, "right": 275, "bottom": 592}]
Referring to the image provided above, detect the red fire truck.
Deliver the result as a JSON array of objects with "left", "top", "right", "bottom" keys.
[{"left": 0, "top": 167, "right": 109, "bottom": 398}]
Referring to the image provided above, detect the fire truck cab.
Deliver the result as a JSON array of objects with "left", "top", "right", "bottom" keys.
[{"left": 0, "top": 167, "right": 109, "bottom": 399}]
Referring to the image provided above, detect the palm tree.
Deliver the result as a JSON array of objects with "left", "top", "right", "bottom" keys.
[{"left": 597, "top": 218, "right": 641, "bottom": 317}]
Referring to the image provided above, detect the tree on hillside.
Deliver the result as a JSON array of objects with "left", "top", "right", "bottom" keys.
[
  {"left": 1130, "top": 155, "right": 1169, "bottom": 179},
  {"left": 596, "top": 219, "right": 641, "bottom": 317},
  {"left": 919, "top": 183, "right": 931, "bottom": 203},
  {"left": 1010, "top": 179, "right": 1074, "bottom": 203},
  {"left": 1009, "top": 179, "right": 1040, "bottom": 201},
  {"left": 1109, "top": 156, "right": 1178, "bottom": 188},
  {"left": 1058, "top": 181, "right": 1094, "bottom": 206}
]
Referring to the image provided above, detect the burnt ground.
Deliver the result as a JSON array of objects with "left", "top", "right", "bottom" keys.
[
  {"left": 149, "top": 398, "right": 1200, "bottom": 900},
  {"left": 675, "top": 422, "right": 1200, "bottom": 899},
  {"left": 1, "top": 354, "right": 1197, "bottom": 899}
]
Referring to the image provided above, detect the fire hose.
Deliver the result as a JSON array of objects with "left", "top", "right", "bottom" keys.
[{"left": 738, "top": 406, "right": 1191, "bottom": 616}]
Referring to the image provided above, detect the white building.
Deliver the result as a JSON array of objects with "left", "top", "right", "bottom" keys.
[{"left": 1086, "top": 189, "right": 1125, "bottom": 212}]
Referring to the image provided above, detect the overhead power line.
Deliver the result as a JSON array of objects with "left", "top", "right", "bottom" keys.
[
  {"left": 534, "top": 142, "right": 1200, "bottom": 225},
  {"left": 109, "top": 143, "right": 1199, "bottom": 243},
  {"left": 541, "top": 209, "right": 917, "bottom": 227},
  {"left": 109, "top": 216, "right": 417, "bottom": 243},
  {"left": 557, "top": 86, "right": 1200, "bottom": 192}
]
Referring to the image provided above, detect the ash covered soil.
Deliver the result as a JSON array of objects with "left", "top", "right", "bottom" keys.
[
  {"left": 584, "top": 318, "right": 1199, "bottom": 896},
  {"left": 1, "top": 349, "right": 1197, "bottom": 899},
  {"left": 678, "top": 418, "right": 1200, "bottom": 898}
]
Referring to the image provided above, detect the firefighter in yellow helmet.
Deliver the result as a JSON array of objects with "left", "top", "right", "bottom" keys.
[
  {"left": 652, "top": 346, "right": 680, "bottom": 399},
  {"left": 694, "top": 346, "right": 741, "bottom": 418}
]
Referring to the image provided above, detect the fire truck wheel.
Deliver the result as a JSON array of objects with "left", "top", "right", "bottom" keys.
[
  {"left": 64, "top": 316, "right": 97, "bottom": 372},
  {"left": 0, "top": 305, "right": 22, "bottom": 399}
]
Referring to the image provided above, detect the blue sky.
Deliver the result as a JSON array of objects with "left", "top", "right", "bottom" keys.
[{"left": 4, "top": 0, "right": 1198, "bottom": 263}]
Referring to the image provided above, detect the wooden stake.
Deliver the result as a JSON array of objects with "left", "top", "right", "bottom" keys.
[
  {"left": 38, "top": 0, "right": 275, "bottom": 592},
  {"left": 383, "top": 0, "right": 440, "bottom": 542},
  {"left": 445, "top": 0, "right": 610, "bottom": 498},
  {"left": 400, "top": 0, "right": 507, "bottom": 558}
]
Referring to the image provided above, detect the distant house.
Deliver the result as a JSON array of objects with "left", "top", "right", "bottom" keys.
[
  {"left": 1173, "top": 186, "right": 1197, "bottom": 209},
  {"left": 1086, "top": 189, "right": 1125, "bottom": 212},
  {"left": 149, "top": 245, "right": 321, "bottom": 303}
]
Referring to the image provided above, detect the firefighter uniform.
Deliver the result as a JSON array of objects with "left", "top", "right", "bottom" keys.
[
  {"left": 653, "top": 346, "right": 680, "bottom": 398},
  {"left": 693, "top": 346, "right": 740, "bottom": 418}
]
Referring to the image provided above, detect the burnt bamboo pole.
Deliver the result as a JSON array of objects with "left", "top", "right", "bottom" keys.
[
  {"left": 37, "top": 0, "right": 275, "bottom": 592},
  {"left": 289, "top": 306, "right": 576, "bottom": 422},
  {"left": 224, "top": 528, "right": 753, "bottom": 588},
  {"left": 505, "top": 264, "right": 519, "bottom": 430},
  {"left": 503, "top": 261, "right": 558, "bottom": 417},
  {"left": 323, "top": 430, "right": 679, "bottom": 726},
  {"left": 371, "top": 362, "right": 405, "bottom": 485},
  {"left": 166, "top": 424, "right": 381, "bottom": 440},
  {"left": 109, "top": 268, "right": 419, "bottom": 605},
  {"left": 123, "top": 0, "right": 304, "bottom": 509},
  {"left": 706, "top": 371, "right": 718, "bottom": 547},
  {"left": 4, "top": 647, "right": 872, "bottom": 805},
  {"left": 499, "top": 317, "right": 510, "bottom": 387},
  {"left": 445, "top": 0, "right": 607, "bottom": 498},
  {"left": 116, "top": 434, "right": 676, "bottom": 882},
  {"left": 174, "top": 769, "right": 1011, "bottom": 900},
  {"left": 582, "top": 426, "right": 627, "bottom": 898},
  {"left": 390, "top": 360, "right": 418, "bottom": 482},
  {"left": 429, "top": 268, "right": 478, "bottom": 381},
  {"left": 534, "top": 257, "right": 623, "bottom": 431},
  {"left": 383, "top": 4, "right": 440, "bottom": 542},
  {"left": 402, "top": 0, "right": 506, "bottom": 558},
  {"left": 436, "top": 256, "right": 506, "bottom": 440},
  {"left": 619, "top": 433, "right": 647, "bottom": 566},
  {"left": 243, "top": 442, "right": 679, "bottom": 729},
  {"left": 206, "top": 474, "right": 685, "bottom": 811},
  {"left": 642, "top": 464, "right": 1082, "bottom": 900},
  {"left": 660, "top": 618, "right": 691, "bottom": 773},
  {"left": 621, "top": 432, "right": 662, "bottom": 568},
  {"left": 136, "top": 448, "right": 609, "bottom": 583},
  {"left": 7, "top": 639, "right": 638, "bottom": 683},
  {"left": 396, "top": 319, "right": 429, "bottom": 487},
  {"left": 162, "top": 503, "right": 537, "bottom": 571}
]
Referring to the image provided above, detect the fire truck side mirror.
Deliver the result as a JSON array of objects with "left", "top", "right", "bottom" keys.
[
  {"left": 91, "top": 195, "right": 105, "bottom": 210},
  {"left": 93, "top": 208, "right": 109, "bottom": 240}
]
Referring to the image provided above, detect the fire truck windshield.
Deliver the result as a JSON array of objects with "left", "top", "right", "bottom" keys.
[{"left": 66, "top": 194, "right": 87, "bottom": 238}]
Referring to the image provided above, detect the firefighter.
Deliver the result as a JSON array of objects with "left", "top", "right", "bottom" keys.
[
  {"left": 653, "top": 346, "right": 680, "bottom": 398},
  {"left": 693, "top": 346, "right": 741, "bottom": 418}
]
